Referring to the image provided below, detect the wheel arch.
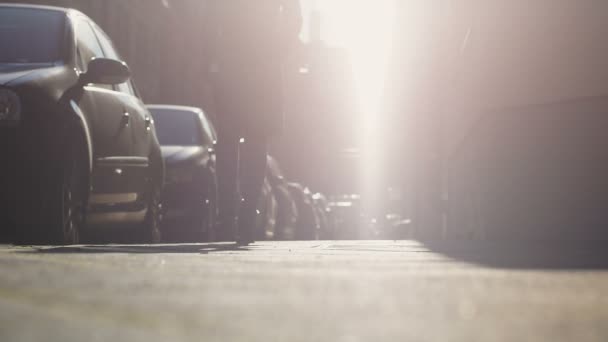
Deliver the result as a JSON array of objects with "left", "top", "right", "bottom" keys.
[
  {"left": 67, "top": 101, "right": 94, "bottom": 208},
  {"left": 68, "top": 100, "right": 94, "bottom": 175}
]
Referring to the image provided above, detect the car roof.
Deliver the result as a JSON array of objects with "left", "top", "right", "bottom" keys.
[
  {"left": 147, "top": 104, "right": 204, "bottom": 114},
  {"left": 0, "top": 3, "right": 71, "bottom": 13},
  {"left": 0, "top": 3, "right": 89, "bottom": 22}
]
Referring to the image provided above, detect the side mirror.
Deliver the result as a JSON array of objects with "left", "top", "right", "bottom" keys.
[{"left": 80, "top": 58, "right": 131, "bottom": 85}]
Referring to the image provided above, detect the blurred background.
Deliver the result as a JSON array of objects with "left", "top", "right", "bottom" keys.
[
  {"left": 6, "top": 0, "right": 383, "bottom": 193},
  {"left": 5, "top": 0, "right": 401, "bottom": 239},
  {"left": 5, "top": 0, "right": 608, "bottom": 240}
]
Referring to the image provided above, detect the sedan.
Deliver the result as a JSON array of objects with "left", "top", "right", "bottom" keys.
[
  {"left": 0, "top": 4, "right": 164, "bottom": 245},
  {"left": 148, "top": 105, "right": 218, "bottom": 242}
]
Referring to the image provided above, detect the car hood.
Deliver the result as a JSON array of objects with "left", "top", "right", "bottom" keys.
[
  {"left": 0, "top": 64, "right": 59, "bottom": 86},
  {"left": 161, "top": 146, "right": 204, "bottom": 165},
  {"left": 0, "top": 66, "right": 38, "bottom": 86},
  {"left": 0, "top": 64, "right": 76, "bottom": 103}
]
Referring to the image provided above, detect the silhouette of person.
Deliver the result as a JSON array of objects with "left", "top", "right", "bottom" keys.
[{"left": 204, "top": 0, "right": 302, "bottom": 244}]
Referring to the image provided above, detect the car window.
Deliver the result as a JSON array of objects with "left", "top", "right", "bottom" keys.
[
  {"left": 91, "top": 23, "right": 135, "bottom": 95},
  {"left": 74, "top": 16, "right": 115, "bottom": 90},
  {"left": 149, "top": 109, "right": 203, "bottom": 146},
  {"left": 130, "top": 80, "right": 143, "bottom": 99},
  {"left": 92, "top": 23, "right": 120, "bottom": 60},
  {"left": 73, "top": 16, "right": 104, "bottom": 71},
  {"left": 0, "top": 8, "right": 65, "bottom": 63},
  {"left": 119, "top": 80, "right": 136, "bottom": 97},
  {"left": 200, "top": 113, "right": 217, "bottom": 144}
]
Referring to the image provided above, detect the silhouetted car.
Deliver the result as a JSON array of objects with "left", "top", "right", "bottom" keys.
[
  {"left": 0, "top": 5, "right": 164, "bottom": 245},
  {"left": 148, "top": 105, "right": 217, "bottom": 242}
]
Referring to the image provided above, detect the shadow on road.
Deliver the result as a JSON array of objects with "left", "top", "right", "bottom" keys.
[
  {"left": 421, "top": 239, "right": 608, "bottom": 270},
  {"left": 16, "top": 239, "right": 608, "bottom": 270},
  {"left": 25, "top": 243, "right": 250, "bottom": 255}
]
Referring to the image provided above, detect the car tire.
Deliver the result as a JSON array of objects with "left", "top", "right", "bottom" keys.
[
  {"left": 201, "top": 195, "right": 217, "bottom": 243},
  {"left": 15, "top": 131, "right": 88, "bottom": 246},
  {"left": 135, "top": 186, "right": 162, "bottom": 244},
  {"left": 201, "top": 170, "right": 218, "bottom": 243}
]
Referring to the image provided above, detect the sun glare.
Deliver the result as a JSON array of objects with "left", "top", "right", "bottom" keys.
[{"left": 308, "top": 0, "right": 395, "bottom": 209}]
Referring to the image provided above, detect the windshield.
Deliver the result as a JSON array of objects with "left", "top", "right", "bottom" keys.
[
  {"left": 150, "top": 108, "right": 202, "bottom": 146},
  {"left": 0, "top": 8, "right": 65, "bottom": 63}
]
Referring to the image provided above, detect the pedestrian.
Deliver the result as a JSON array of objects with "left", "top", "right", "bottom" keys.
[{"left": 203, "top": 0, "right": 302, "bottom": 244}]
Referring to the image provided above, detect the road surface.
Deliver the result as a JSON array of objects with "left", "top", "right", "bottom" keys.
[{"left": 1, "top": 240, "right": 608, "bottom": 341}]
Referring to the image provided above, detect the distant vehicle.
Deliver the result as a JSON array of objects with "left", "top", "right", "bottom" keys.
[
  {"left": 0, "top": 5, "right": 164, "bottom": 245},
  {"left": 148, "top": 105, "right": 217, "bottom": 242}
]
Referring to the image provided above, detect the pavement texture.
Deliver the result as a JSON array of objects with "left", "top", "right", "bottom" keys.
[{"left": 1, "top": 240, "right": 608, "bottom": 342}]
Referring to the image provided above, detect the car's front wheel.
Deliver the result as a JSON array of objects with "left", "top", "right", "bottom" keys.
[
  {"left": 201, "top": 170, "right": 218, "bottom": 242},
  {"left": 56, "top": 151, "right": 86, "bottom": 245},
  {"left": 135, "top": 187, "right": 162, "bottom": 244},
  {"left": 15, "top": 133, "right": 87, "bottom": 245}
]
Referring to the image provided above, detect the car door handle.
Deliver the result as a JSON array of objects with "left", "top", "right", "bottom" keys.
[
  {"left": 121, "top": 112, "right": 130, "bottom": 127},
  {"left": 145, "top": 116, "right": 152, "bottom": 131}
]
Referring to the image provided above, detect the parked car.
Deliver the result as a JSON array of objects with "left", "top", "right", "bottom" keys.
[
  {"left": 148, "top": 105, "right": 218, "bottom": 242},
  {"left": 0, "top": 4, "right": 164, "bottom": 245}
]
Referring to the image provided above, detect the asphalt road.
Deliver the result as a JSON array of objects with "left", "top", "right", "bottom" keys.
[{"left": 1, "top": 240, "right": 608, "bottom": 342}]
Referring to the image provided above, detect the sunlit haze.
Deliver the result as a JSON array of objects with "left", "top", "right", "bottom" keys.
[
  {"left": 3, "top": 1, "right": 608, "bottom": 340},
  {"left": 303, "top": 0, "right": 396, "bottom": 210}
]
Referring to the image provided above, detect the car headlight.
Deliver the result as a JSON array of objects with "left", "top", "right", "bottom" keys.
[{"left": 0, "top": 89, "right": 21, "bottom": 125}]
